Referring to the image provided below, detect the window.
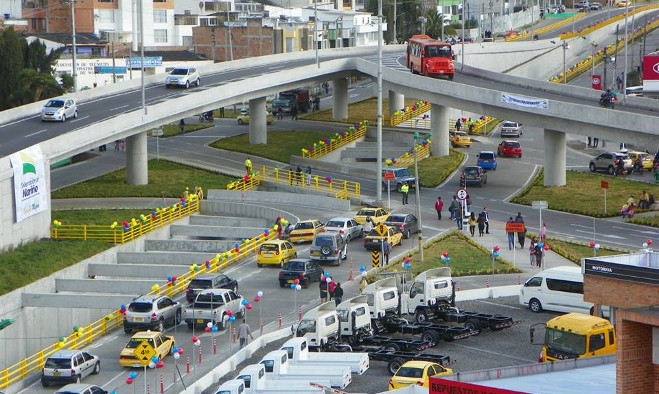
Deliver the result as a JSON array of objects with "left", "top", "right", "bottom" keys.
[
  {"left": 97, "top": 9, "right": 114, "bottom": 22},
  {"left": 153, "top": 9, "right": 167, "bottom": 23},
  {"left": 324, "top": 315, "right": 336, "bottom": 326},
  {"left": 238, "top": 375, "right": 251, "bottom": 388},
  {"left": 410, "top": 282, "right": 424, "bottom": 298},
  {"left": 588, "top": 333, "right": 605, "bottom": 352},
  {"left": 260, "top": 360, "right": 274, "bottom": 372},
  {"left": 546, "top": 279, "right": 583, "bottom": 294},
  {"left": 434, "top": 280, "right": 449, "bottom": 290},
  {"left": 355, "top": 307, "right": 366, "bottom": 317},
  {"left": 154, "top": 29, "right": 168, "bottom": 43},
  {"left": 383, "top": 291, "right": 396, "bottom": 301},
  {"left": 300, "top": 341, "right": 307, "bottom": 351},
  {"left": 281, "top": 354, "right": 287, "bottom": 364},
  {"left": 609, "top": 330, "right": 615, "bottom": 345},
  {"left": 525, "top": 277, "right": 542, "bottom": 287},
  {"left": 182, "top": 36, "right": 193, "bottom": 47}
]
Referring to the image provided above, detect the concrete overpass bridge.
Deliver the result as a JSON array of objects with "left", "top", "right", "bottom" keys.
[{"left": 1, "top": 39, "right": 658, "bottom": 252}]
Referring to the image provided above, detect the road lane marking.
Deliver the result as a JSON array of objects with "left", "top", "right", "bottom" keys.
[
  {"left": 110, "top": 104, "right": 130, "bottom": 111},
  {"left": 70, "top": 116, "right": 90, "bottom": 123},
  {"left": 0, "top": 116, "right": 41, "bottom": 128},
  {"left": 504, "top": 164, "right": 539, "bottom": 202},
  {"left": 448, "top": 342, "right": 537, "bottom": 363},
  {"left": 25, "top": 129, "right": 47, "bottom": 138},
  {"left": 573, "top": 229, "right": 626, "bottom": 239},
  {"left": 474, "top": 299, "right": 521, "bottom": 310}
]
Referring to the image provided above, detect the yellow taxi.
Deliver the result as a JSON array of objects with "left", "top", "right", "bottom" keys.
[
  {"left": 289, "top": 220, "right": 324, "bottom": 243},
  {"left": 237, "top": 111, "right": 274, "bottom": 125},
  {"left": 354, "top": 207, "right": 389, "bottom": 225},
  {"left": 257, "top": 240, "right": 297, "bottom": 267},
  {"left": 363, "top": 224, "right": 403, "bottom": 251},
  {"left": 617, "top": 0, "right": 631, "bottom": 7},
  {"left": 451, "top": 131, "right": 472, "bottom": 148},
  {"left": 626, "top": 151, "right": 653, "bottom": 170},
  {"left": 119, "top": 331, "right": 175, "bottom": 368},
  {"left": 388, "top": 361, "right": 453, "bottom": 390}
]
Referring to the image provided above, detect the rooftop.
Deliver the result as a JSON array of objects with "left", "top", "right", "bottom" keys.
[{"left": 583, "top": 250, "right": 659, "bottom": 285}]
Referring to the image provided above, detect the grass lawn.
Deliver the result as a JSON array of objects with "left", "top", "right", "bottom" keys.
[
  {"left": 627, "top": 215, "right": 659, "bottom": 228},
  {"left": 156, "top": 123, "right": 213, "bottom": 138},
  {"left": 0, "top": 239, "right": 111, "bottom": 295},
  {"left": 374, "top": 231, "right": 520, "bottom": 279},
  {"left": 533, "top": 236, "right": 630, "bottom": 265},
  {"left": 53, "top": 209, "right": 157, "bottom": 226},
  {"left": 413, "top": 148, "right": 464, "bottom": 188},
  {"left": 300, "top": 98, "right": 421, "bottom": 125},
  {"left": 512, "top": 170, "right": 659, "bottom": 217},
  {"left": 51, "top": 160, "right": 235, "bottom": 198},
  {"left": 210, "top": 130, "right": 337, "bottom": 163}
]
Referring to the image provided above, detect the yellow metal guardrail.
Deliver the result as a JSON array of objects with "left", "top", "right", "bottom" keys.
[
  {"left": 560, "top": 4, "right": 659, "bottom": 40},
  {"left": 390, "top": 101, "right": 431, "bottom": 126},
  {"left": 387, "top": 142, "right": 431, "bottom": 168},
  {"left": 301, "top": 121, "right": 369, "bottom": 159},
  {"left": 51, "top": 196, "right": 200, "bottom": 244},
  {"left": 505, "top": 31, "right": 532, "bottom": 42},
  {"left": 530, "top": 12, "right": 587, "bottom": 38},
  {"left": 227, "top": 172, "right": 262, "bottom": 191},
  {"left": 549, "top": 15, "right": 659, "bottom": 83},
  {"left": 259, "top": 165, "right": 360, "bottom": 200},
  {"left": 1, "top": 224, "right": 278, "bottom": 390}
]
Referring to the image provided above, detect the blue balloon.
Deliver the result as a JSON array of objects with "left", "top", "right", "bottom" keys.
[
  {"left": 151, "top": 356, "right": 159, "bottom": 363},
  {"left": 404, "top": 263, "right": 411, "bottom": 269},
  {"left": 172, "top": 347, "right": 178, "bottom": 354},
  {"left": 211, "top": 326, "right": 218, "bottom": 333},
  {"left": 229, "top": 316, "right": 236, "bottom": 322},
  {"left": 120, "top": 304, "right": 126, "bottom": 310},
  {"left": 493, "top": 252, "right": 499, "bottom": 258},
  {"left": 290, "top": 283, "right": 296, "bottom": 289},
  {"left": 538, "top": 242, "right": 544, "bottom": 248},
  {"left": 129, "top": 372, "right": 138, "bottom": 379},
  {"left": 241, "top": 299, "right": 248, "bottom": 306},
  {"left": 167, "top": 276, "right": 172, "bottom": 282},
  {"left": 235, "top": 243, "right": 240, "bottom": 248},
  {"left": 324, "top": 272, "right": 330, "bottom": 278},
  {"left": 359, "top": 265, "right": 366, "bottom": 272},
  {"left": 445, "top": 257, "right": 450, "bottom": 263}
]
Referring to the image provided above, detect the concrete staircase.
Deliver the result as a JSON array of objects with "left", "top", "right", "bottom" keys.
[{"left": 340, "top": 140, "right": 411, "bottom": 161}]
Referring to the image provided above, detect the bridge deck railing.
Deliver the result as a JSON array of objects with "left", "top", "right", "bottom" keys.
[
  {"left": 390, "top": 101, "right": 431, "bottom": 126},
  {"left": 301, "top": 121, "right": 368, "bottom": 159}
]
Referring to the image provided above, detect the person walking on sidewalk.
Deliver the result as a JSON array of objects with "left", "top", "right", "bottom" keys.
[
  {"left": 359, "top": 276, "right": 368, "bottom": 292},
  {"left": 476, "top": 212, "right": 486, "bottom": 236},
  {"left": 328, "top": 278, "right": 336, "bottom": 301},
  {"left": 455, "top": 119, "right": 461, "bottom": 131},
  {"left": 333, "top": 283, "right": 344, "bottom": 306},
  {"left": 449, "top": 196, "right": 459, "bottom": 220},
  {"left": 507, "top": 217, "right": 515, "bottom": 250},
  {"left": 401, "top": 182, "right": 409, "bottom": 205},
  {"left": 539, "top": 223, "right": 547, "bottom": 244},
  {"left": 238, "top": 319, "right": 253, "bottom": 349},
  {"left": 434, "top": 196, "right": 443, "bottom": 219},
  {"left": 481, "top": 207, "right": 490, "bottom": 234},
  {"left": 515, "top": 212, "right": 526, "bottom": 249},
  {"left": 383, "top": 240, "right": 391, "bottom": 265},
  {"left": 468, "top": 212, "right": 476, "bottom": 236},
  {"left": 291, "top": 105, "right": 298, "bottom": 120},
  {"left": 529, "top": 241, "right": 537, "bottom": 268},
  {"left": 319, "top": 277, "right": 328, "bottom": 303},
  {"left": 455, "top": 205, "right": 463, "bottom": 230},
  {"left": 179, "top": 119, "right": 185, "bottom": 135}
]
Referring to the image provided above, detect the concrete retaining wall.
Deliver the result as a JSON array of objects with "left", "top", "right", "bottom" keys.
[
  {"left": 202, "top": 201, "right": 296, "bottom": 224},
  {"left": 207, "top": 190, "right": 351, "bottom": 212},
  {"left": 189, "top": 215, "right": 267, "bottom": 228},
  {"left": 88, "top": 263, "right": 190, "bottom": 278},
  {"left": 290, "top": 155, "right": 377, "bottom": 180},
  {"left": 145, "top": 239, "right": 236, "bottom": 253},
  {"left": 56, "top": 278, "right": 157, "bottom": 294},
  {"left": 170, "top": 224, "right": 263, "bottom": 239},
  {"left": 21, "top": 293, "right": 134, "bottom": 309},
  {"left": 341, "top": 147, "right": 409, "bottom": 159},
  {"left": 117, "top": 251, "right": 217, "bottom": 265}
]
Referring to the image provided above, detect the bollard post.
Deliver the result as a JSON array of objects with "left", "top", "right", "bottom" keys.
[
  {"left": 174, "top": 370, "right": 177, "bottom": 384},
  {"left": 160, "top": 375, "right": 164, "bottom": 393},
  {"left": 147, "top": 384, "right": 150, "bottom": 394},
  {"left": 298, "top": 306, "right": 302, "bottom": 321},
  {"left": 456, "top": 281, "right": 460, "bottom": 292},
  {"left": 213, "top": 337, "right": 217, "bottom": 355},
  {"left": 518, "top": 275, "right": 521, "bottom": 285},
  {"left": 186, "top": 356, "right": 190, "bottom": 373},
  {"left": 198, "top": 346, "right": 202, "bottom": 364},
  {"left": 278, "top": 313, "right": 282, "bottom": 328},
  {"left": 486, "top": 278, "right": 490, "bottom": 288},
  {"left": 348, "top": 258, "right": 354, "bottom": 281},
  {"left": 260, "top": 319, "right": 264, "bottom": 335},
  {"left": 232, "top": 327, "right": 237, "bottom": 343}
]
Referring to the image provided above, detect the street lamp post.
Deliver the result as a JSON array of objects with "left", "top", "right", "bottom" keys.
[
  {"left": 393, "top": 0, "right": 397, "bottom": 43},
  {"left": 314, "top": 0, "right": 318, "bottom": 68},
  {"left": 623, "top": 0, "right": 629, "bottom": 100},
  {"left": 412, "top": 133, "right": 424, "bottom": 262},
  {"left": 441, "top": 0, "right": 445, "bottom": 41},
  {"left": 561, "top": 41, "right": 569, "bottom": 83},
  {"left": 591, "top": 41, "right": 597, "bottom": 78},
  {"left": 70, "top": 0, "right": 77, "bottom": 91},
  {"left": 376, "top": 0, "right": 383, "bottom": 203},
  {"left": 461, "top": 0, "right": 465, "bottom": 69},
  {"left": 138, "top": 0, "right": 145, "bottom": 114}
]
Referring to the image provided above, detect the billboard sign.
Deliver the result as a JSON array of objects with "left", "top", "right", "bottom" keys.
[{"left": 9, "top": 145, "right": 48, "bottom": 222}]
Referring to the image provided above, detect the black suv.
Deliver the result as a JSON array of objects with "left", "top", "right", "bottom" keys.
[
  {"left": 278, "top": 259, "right": 324, "bottom": 288},
  {"left": 309, "top": 233, "right": 348, "bottom": 266},
  {"left": 185, "top": 273, "right": 238, "bottom": 303}
]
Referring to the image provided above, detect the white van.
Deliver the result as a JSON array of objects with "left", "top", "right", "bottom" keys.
[{"left": 519, "top": 266, "right": 593, "bottom": 315}]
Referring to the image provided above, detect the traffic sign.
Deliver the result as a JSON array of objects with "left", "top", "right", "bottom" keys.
[
  {"left": 372, "top": 251, "right": 380, "bottom": 267},
  {"left": 133, "top": 340, "right": 157, "bottom": 366},
  {"left": 505, "top": 222, "right": 526, "bottom": 233},
  {"left": 456, "top": 188, "right": 468, "bottom": 201},
  {"left": 601, "top": 181, "right": 609, "bottom": 190},
  {"left": 384, "top": 172, "right": 395, "bottom": 181},
  {"left": 376, "top": 224, "right": 387, "bottom": 237},
  {"left": 532, "top": 201, "right": 548, "bottom": 209}
]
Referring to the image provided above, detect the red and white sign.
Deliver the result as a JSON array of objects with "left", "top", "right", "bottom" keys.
[
  {"left": 591, "top": 74, "right": 602, "bottom": 90},
  {"left": 643, "top": 55, "right": 659, "bottom": 93},
  {"left": 456, "top": 188, "right": 468, "bottom": 200},
  {"left": 430, "top": 377, "right": 528, "bottom": 394}
]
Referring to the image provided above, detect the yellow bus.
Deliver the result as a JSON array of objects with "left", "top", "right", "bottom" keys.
[{"left": 536, "top": 313, "right": 615, "bottom": 363}]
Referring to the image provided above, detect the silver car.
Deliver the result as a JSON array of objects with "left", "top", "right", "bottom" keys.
[
  {"left": 55, "top": 384, "right": 107, "bottom": 394},
  {"left": 323, "top": 217, "right": 363, "bottom": 241},
  {"left": 41, "top": 350, "right": 100, "bottom": 387},
  {"left": 123, "top": 295, "right": 181, "bottom": 334},
  {"left": 41, "top": 98, "right": 78, "bottom": 122},
  {"left": 165, "top": 67, "right": 200, "bottom": 88}
]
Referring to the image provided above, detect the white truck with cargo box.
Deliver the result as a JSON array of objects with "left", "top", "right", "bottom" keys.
[
  {"left": 280, "top": 337, "right": 369, "bottom": 375},
  {"left": 183, "top": 288, "right": 244, "bottom": 330},
  {"left": 259, "top": 350, "right": 352, "bottom": 389},
  {"left": 235, "top": 364, "right": 328, "bottom": 393}
]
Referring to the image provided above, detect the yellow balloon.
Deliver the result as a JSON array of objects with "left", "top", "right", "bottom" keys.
[{"left": 151, "top": 284, "right": 159, "bottom": 292}]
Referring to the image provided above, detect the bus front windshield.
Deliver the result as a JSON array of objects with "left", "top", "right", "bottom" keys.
[
  {"left": 426, "top": 46, "right": 452, "bottom": 58},
  {"left": 545, "top": 328, "right": 586, "bottom": 355}
]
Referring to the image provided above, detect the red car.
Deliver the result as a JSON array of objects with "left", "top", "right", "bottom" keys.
[{"left": 498, "top": 141, "right": 522, "bottom": 158}]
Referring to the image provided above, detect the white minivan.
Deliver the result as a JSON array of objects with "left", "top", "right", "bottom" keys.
[{"left": 519, "top": 266, "right": 593, "bottom": 315}]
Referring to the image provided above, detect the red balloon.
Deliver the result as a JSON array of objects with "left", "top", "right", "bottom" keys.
[
  {"left": 204, "top": 326, "right": 211, "bottom": 333},
  {"left": 177, "top": 348, "right": 184, "bottom": 355},
  {"left": 543, "top": 245, "right": 549, "bottom": 251},
  {"left": 126, "top": 378, "right": 134, "bottom": 385},
  {"left": 171, "top": 276, "right": 177, "bottom": 282},
  {"left": 226, "top": 310, "right": 233, "bottom": 316},
  {"left": 589, "top": 242, "right": 595, "bottom": 248},
  {"left": 246, "top": 304, "right": 253, "bottom": 310},
  {"left": 122, "top": 221, "right": 128, "bottom": 227},
  {"left": 493, "top": 246, "right": 500, "bottom": 252},
  {"left": 647, "top": 239, "right": 653, "bottom": 245},
  {"left": 191, "top": 336, "right": 198, "bottom": 343},
  {"left": 294, "top": 279, "right": 300, "bottom": 285},
  {"left": 254, "top": 296, "right": 260, "bottom": 303},
  {"left": 156, "top": 360, "right": 164, "bottom": 368}
]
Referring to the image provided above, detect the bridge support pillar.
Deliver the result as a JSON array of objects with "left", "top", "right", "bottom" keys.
[
  {"left": 332, "top": 78, "right": 349, "bottom": 120},
  {"left": 248, "top": 97, "right": 267, "bottom": 145},
  {"left": 430, "top": 104, "right": 450, "bottom": 157},
  {"left": 388, "top": 91, "right": 404, "bottom": 117},
  {"left": 126, "top": 132, "right": 148, "bottom": 185},
  {"left": 544, "top": 129, "right": 566, "bottom": 187}
]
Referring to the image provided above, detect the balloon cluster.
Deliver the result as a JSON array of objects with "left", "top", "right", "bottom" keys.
[
  {"left": 52, "top": 220, "right": 62, "bottom": 228},
  {"left": 441, "top": 252, "right": 450, "bottom": 264},
  {"left": 325, "top": 175, "right": 333, "bottom": 183},
  {"left": 72, "top": 326, "right": 83, "bottom": 337},
  {"left": 492, "top": 246, "right": 500, "bottom": 258},
  {"left": 537, "top": 242, "right": 549, "bottom": 251},
  {"left": 385, "top": 158, "right": 397, "bottom": 167},
  {"left": 402, "top": 261, "right": 411, "bottom": 269},
  {"left": 254, "top": 290, "right": 263, "bottom": 303},
  {"left": 57, "top": 336, "right": 66, "bottom": 348},
  {"left": 204, "top": 322, "right": 219, "bottom": 333},
  {"left": 126, "top": 371, "right": 138, "bottom": 385},
  {"left": 173, "top": 346, "right": 184, "bottom": 360},
  {"left": 192, "top": 336, "right": 201, "bottom": 346},
  {"left": 642, "top": 239, "right": 653, "bottom": 248},
  {"left": 290, "top": 278, "right": 302, "bottom": 291},
  {"left": 589, "top": 242, "right": 601, "bottom": 250},
  {"left": 120, "top": 304, "right": 127, "bottom": 314},
  {"left": 167, "top": 276, "right": 178, "bottom": 285},
  {"left": 303, "top": 121, "right": 368, "bottom": 155},
  {"left": 226, "top": 309, "right": 237, "bottom": 323}
]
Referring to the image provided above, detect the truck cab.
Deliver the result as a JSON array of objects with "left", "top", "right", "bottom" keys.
[
  {"left": 401, "top": 268, "right": 454, "bottom": 323},
  {"left": 362, "top": 278, "right": 400, "bottom": 318},
  {"left": 336, "top": 295, "right": 372, "bottom": 337},
  {"left": 295, "top": 302, "right": 340, "bottom": 348},
  {"left": 535, "top": 313, "right": 615, "bottom": 362},
  {"left": 235, "top": 364, "right": 328, "bottom": 392}
]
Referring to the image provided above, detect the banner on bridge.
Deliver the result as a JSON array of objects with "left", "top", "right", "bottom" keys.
[
  {"left": 9, "top": 145, "right": 48, "bottom": 223},
  {"left": 500, "top": 93, "right": 549, "bottom": 110}
]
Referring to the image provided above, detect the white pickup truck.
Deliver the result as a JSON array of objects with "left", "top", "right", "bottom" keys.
[
  {"left": 259, "top": 350, "right": 352, "bottom": 389},
  {"left": 183, "top": 288, "right": 244, "bottom": 330},
  {"left": 280, "top": 337, "right": 369, "bottom": 375},
  {"left": 234, "top": 364, "right": 328, "bottom": 393}
]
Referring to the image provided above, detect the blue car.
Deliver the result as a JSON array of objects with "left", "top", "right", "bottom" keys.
[{"left": 477, "top": 151, "right": 497, "bottom": 170}]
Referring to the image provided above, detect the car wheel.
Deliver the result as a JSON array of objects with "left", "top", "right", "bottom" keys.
[
  {"left": 166, "top": 84, "right": 171, "bottom": 89},
  {"left": 75, "top": 375, "right": 81, "bottom": 384},
  {"left": 258, "top": 263, "right": 263, "bottom": 268},
  {"left": 589, "top": 163, "right": 596, "bottom": 172},
  {"left": 449, "top": 74, "right": 454, "bottom": 81},
  {"left": 529, "top": 298, "right": 543, "bottom": 313},
  {"left": 238, "top": 119, "right": 244, "bottom": 125},
  {"left": 41, "top": 380, "right": 49, "bottom": 388},
  {"left": 93, "top": 362, "right": 101, "bottom": 375},
  {"left": 279, "top": 281, "right": 285, "bottom": 288},
  {"left": 404, "top": 230, "right": 411, "bottom": 239},
  {"left": 421, "top": 329, "right": 440, "bottom": 343},
  {"left": 73, "top": 110, "right": 78, "bottom": 119},
  {"left": 61, "top": 114, "right": 66, "bottom": 122},
  {"left": 465, "top": 318, "right": 482, "bottom": 333},
  {"left": 607, "top": 166, "right": 615, "bottom": 175},
  {"left": 415, "top": 309, "right": 428, "bottom": 323},
  {"left": 157, "top": 320, "right": 165, "bottom": 332},
  {"left": 396, "top": 184, "right": 402, "bottom": 192},
  {"left": 388, "top": 357, "right": 406, "bottom": 375},
  {"left": 124, "top": 327, "right": 132, "bottom": 334},
  {"left": 218, "top": 318, "right": 225, "bottom": 330},
  {"left": 293, "top": 253, "right": 297, "bottom": 258},
  {"left": 187, "top": 322, "right": 193, "bottom": 329},
  {"left": 196, "top": 78, "right": 201, "bottom": 86},
  {"left": 185, "top": 81, "right": 190, "bottom": 89},
  {"left": 175, "top": 310, "right": 182, "bottom": 325}
]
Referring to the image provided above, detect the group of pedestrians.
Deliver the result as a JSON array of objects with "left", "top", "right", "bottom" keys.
[
  {"left": 319, "top": 275, "right": 343, "bottom": 306},
  {"left": 437, "top": 196, "right": 489, "bottom": 235},
  {"left": 506, "top": 212, "right": 527, "bottom": 250}
]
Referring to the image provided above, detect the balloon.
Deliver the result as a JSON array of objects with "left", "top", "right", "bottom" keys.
[
  {"left": 156, "top": 360, "right": 164, "bottom": 368},
  {"left": 543, "top": 245, "right": 549, "bottom": 251},
  {"left": 538, "top": 243, "right": 544, "bottom": 248},
  {"left": 254, "top": 296, "right": 260, "bottom": 302},
  {"left": 58, "top": 336, "right": 65, "bottom": 342},
  {"left": 205, "top": 326, "right": 211, "bottom": 333},
  {"left": 493, "top": 246, "right": 500, "bottom": 252},
  {"left": 191, "top": 336, "right": 198, "bottom": 343},
  {"left": 178, "top": 348, "right": 184, "bottom": 355},
  {"left": 172, "top": 347, "right": 178, "bottom": 355},
  {"left": 493, "top": 252, "right": 499, "bottom": 258},
  {"left": 194, "top": 340, "right": 201, "bottom": 347},
  {"left": 73, "top": 326, "right": 79, "bottom": 332},
  {"left": 290, "top": 284, "right": 296, "bottom": 289},
  {"left": 172, "top": 276, "right": 177, "bottom": 283},
  {"left": 229, "top": 316, "right": 236, "bottom": 322},
  {"left": 151, "top": 284, "right": 159, "bottom": 292},
  {"left": 126, "top": 377, "right": 134, "bottom": 385},
  {"left": 404, "top": 256, "right": 411, "bottom": 263},
  {"left": 246, "top": 304, "right": 253, "bottom": 310},
  {"left": 359, "top": 265, "right": 366, "bottom": 272},
  {"left": 241, "top": 299, "right": 248, "bottom": 306},
  {"left": 594, "top": 244, "right": 601, "bottom": 249},
  {"left": 211, "top": 326, "right": 218, "bottom": 333},
  {"left": 589, "top": 242, "right": 595, "bottom": 248},
  {"left": 257, "top": 291, "right": 264, "bottom": 297},
  {"left": 324, "top": 272, "right": 330, "bottom": 278},
  {"left": 151, "top": 356, "right": 159, "bottom": 363},
  {"left": 647, "top": 239, "right": 653, "bottom": 245},
  {"left": 167, "top": 276, "right": 172, "bottom": 282},
  {"left": 445, "top": 257, "right": 450, "bottom": 263},
  {"left": 207, "top": 322, "right": 213, "bottom": 328},
  {"left": 643, "top": 242, "right": 648, "bottom": 248},
  {"left": 226, "top": 310, "right": 232, "bottom": 317},
  {"left": 149, "top": 362, "right": 156, "bottom": 368},
  {"left": 296, "top": 285, "right": 302, "bottom": 291},
  {"left": 294, "top": 279, "right": 300, "bottom": 285}
]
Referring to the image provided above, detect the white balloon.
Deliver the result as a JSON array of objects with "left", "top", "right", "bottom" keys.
[
  {"left": 642, "top": 242, "right": 648, "bottom": 248},
  {"left": 174, "top": 353, "right": 180, "bottom": 360},
  {"left": 148, "top": 362, "right": 156, "bottom": 369},
  {"left": 594, "top": 244, "right": 601, "bottom": 249},
  {"left": 194, "top": 339, "right": 201, "bottom": 346},
  {"left": 257, "top": 291, "right": 264, "bottom": 297},
  {"left": 207, "top": 322, "right": 213, "bottom": 328},
  {"left": 295, "top": 285, "right": 302, "bottom": 291}
]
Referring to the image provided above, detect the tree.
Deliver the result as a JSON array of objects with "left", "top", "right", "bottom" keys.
[
  {"left": 425, "top": 10, "right": 443, "bottom": 40},
  {"left": 366, "top": 0, "right": 422, "bottom": 43},
  {"left": 25, "top": 38, "right": 63, "bottom": 74},
  {"left": 0, "top": 28, "right": 26, "bottom": 110}
]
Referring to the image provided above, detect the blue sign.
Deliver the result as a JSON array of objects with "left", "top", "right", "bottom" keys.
[
  {"left": 94, "top": 66, "right": 127, "bottom": 74},
  {"left": 128, "top": 57, "right": 163, "bottom": 68}
]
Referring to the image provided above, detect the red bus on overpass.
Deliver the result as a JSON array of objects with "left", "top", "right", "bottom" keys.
[{"left": 406, "top": 35, "right": 456, "bottom": 80}]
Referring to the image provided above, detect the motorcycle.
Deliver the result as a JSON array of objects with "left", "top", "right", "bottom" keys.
[
  {"left": 199, "top": 111, "right": 214, "bottom": 123},
  {"left": 599, "top": 97, "right": 615, "bottom": 109}
]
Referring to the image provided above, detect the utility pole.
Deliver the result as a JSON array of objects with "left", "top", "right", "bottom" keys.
[
  {"left": 441, "top": 0, "right": 445, "bottom": 41},
  {"left": 412, "top": 133, "right": 424, "bottom": 262},
  {"left": 111, "top": 40, "right": 116, "bottom": 83},
  {"left": 461, "top": 0, "right": 465, "bottom": 69},
  {"left": 70, "top": 0, "right": 77, "bottom": 91},
  {"left": 376, "top": 0, "right": 383, "bottom": 203},
  {"left": 623, "top": 3, "right": 628, "bottom": 99},
  {"left": 139, "top": 0, "right": 145, "bottom": 114},
  {"left": 603, "top": 51, "right": 608, "bottom": 90},
  {"left": 393, "top": 0, "right": 397, "bottom": 43},
  {"left": 227, "top": 6, "right": 233, "bottom": 61},
  {"left": 314, "top": 0, "right": 318, "bottom": 68},
  {"left": 591, "top": 41, "right": 597, "bottom": 78}
]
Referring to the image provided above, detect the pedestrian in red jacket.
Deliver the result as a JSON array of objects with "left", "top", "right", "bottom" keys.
[{"left": 435, "top": 196, "right": 444, "bottom": 220}]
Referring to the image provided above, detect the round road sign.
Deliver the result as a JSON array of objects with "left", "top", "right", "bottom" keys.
[{"left": 456, "top": 188, "right": 468, "bottom": 200}]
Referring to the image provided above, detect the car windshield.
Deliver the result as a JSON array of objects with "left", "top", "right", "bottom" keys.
[
  {"left": 45, "top": 358, "right": 71, "bottom": 368},
  {"left": 545, "top": 328, "right": 586, "bottom": 355},
  {"left": 426, "top": 45, "right": 452, "bottom": 58},
  {"left": 170, "top": 68, "right": 189, "bottom": 75},
  {"left": 394, "top": 169, "right": 412, "bottom": 177},
  {"left": 194, "top": 294, "right": 225, "bottom": 304},
  {"left": 294, "top": 222, "right": 313, "bottom": 230},
  {"left": 314, "top": 236, "right": 334, "bottom": 247},
  {"left": 296, "top": 319, "right": 317, "bottom": 335},
  {"left": 396, "top": 367, "right": 424, "bottom": 378},
  {"left": 188, "top": 279, "right": 212, "bottom": 289},
  {"left": 260, "top": 244, "right": 279, "bottom": 252},
  {"left": 368, "top": 229, "right": 383, "bottom": 236},
  {"left": 506, "top": 142, "right": 520, "bottom": 148},
  {"left": 387, "top": 215, "right": 405, "bottom": 223},
  {"left": 479, "top": 153, "right": 495, "bottom": 160},
  {"left": 503, "top": 122, "right": 518, "bottom": 128},
  {"left": 128, "top": 302, "right": 153, "bottom": 312},
  {"left": 456, "top": 132, "right": 468, "bottom": 137},
  {"left": 465, "top": 168, "right": 479, "bottom": 175},
  {"left": 325, "top": 220, "right": 345, "bottom": 228},
  {"left": 45, "top": 100, "right": 64, "bottom": 108},
  {"left": 283, "top": 261, "right": 305, "bottom": 271},
  {"left": 126, "top": 338, "right": 155, "bottom": 349},
  {"left": 357, "top": 209, "right": 375, "bottom": 216}
]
